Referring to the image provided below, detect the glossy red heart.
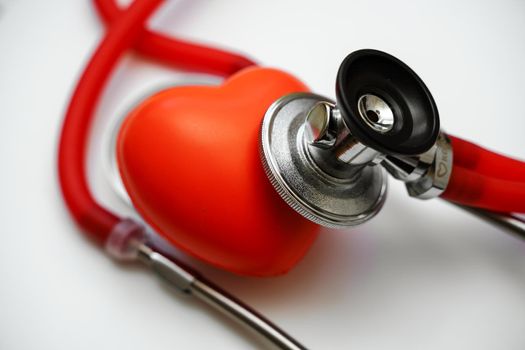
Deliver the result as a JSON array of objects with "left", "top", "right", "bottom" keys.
[{"left": 117, "top": 67, "right": 320, "bottom": 276}]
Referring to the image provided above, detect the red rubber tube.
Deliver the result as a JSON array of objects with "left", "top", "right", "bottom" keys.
[
  {"left": 442, "top": 135, "right": 525, "bottom": 213},
  {"left": 448, "top": 135, "right": 525, "bottom": 183},
  {"left": 442, "top": 165, "right": 525, "bottom": 213},
  {"left": 58, "top": 0, "right": 165, "bottom": 244},
  {"left": 93, "top": 0, "right": 256, "bottom": 77}
]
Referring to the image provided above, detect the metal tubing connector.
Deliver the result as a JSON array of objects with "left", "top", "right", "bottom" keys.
[
  {"left": 105, "top": 222, "right": 308, "bottom": 349},
  {"left": 135, "top": 241, "right": 307, "bottom": 349},
  {"left": 382, "top": 132, "right": 453, "bottom": 199}
]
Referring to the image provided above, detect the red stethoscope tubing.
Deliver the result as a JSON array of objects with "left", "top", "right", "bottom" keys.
[
  {"left": 442, "top": 136, "right": 525, "bottom": 213},
  {"left": 58, "top": 0, "right": 255, "bottom": 244},
  {"left": 448, "top": 136, "right": 525, "bottom": 182},
  {"left": 92, "top": 0, "right": 255, "bottom": 77}
]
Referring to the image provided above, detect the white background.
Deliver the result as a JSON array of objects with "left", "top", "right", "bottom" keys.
[{"left": 1, "top": 0, "right": 525, "bottom": 349}]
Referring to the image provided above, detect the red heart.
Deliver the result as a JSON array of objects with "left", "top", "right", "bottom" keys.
[{"left": 117, "top": 67, "right": 320, "bottom": 276}]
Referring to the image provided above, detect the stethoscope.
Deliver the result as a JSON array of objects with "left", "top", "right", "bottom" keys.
[{"left": 57, "top": 1, "right": 525, "bottom": 349}]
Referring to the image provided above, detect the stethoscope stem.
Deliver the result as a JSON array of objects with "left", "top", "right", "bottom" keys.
[{"left": 136, "top": 244, "right": 307, "bottom": 350}]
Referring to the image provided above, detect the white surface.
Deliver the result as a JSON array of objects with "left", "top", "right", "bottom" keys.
[{"left": 1, "top": 0, "right": 525, "bottom": 349}]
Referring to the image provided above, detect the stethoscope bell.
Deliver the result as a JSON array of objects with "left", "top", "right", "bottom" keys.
[{"left": 260, "top": 49, "right": 442, "bottom": 228}]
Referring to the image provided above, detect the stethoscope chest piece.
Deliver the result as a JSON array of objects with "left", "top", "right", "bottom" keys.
[
  {"left": 260, "top": 49, "right": 442, "bottom": 228},
  {"left": 260, "top": 92, "right": 387, "bottom": 228}
]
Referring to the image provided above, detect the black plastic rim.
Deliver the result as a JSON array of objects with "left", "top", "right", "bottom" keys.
[{"left": 336, "top": 49, "right": 440, "bottom": 156}]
